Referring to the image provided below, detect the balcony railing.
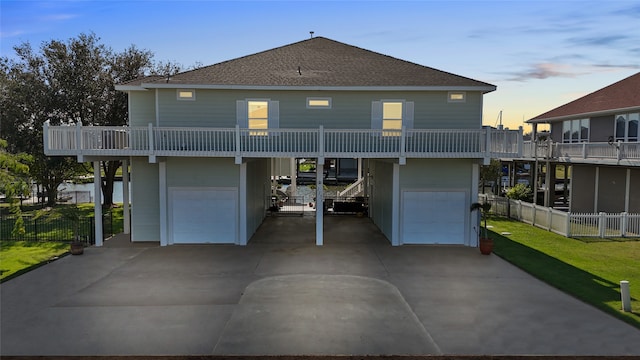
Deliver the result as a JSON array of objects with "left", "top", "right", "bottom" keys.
[
  {"left": 44, "top": 121, "right": 522, "bottom": 160},
  {"left": 522, "top": 140, "right": 640, "bottom": 164}
]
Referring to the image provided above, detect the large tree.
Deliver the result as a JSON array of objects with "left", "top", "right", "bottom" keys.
[{"left": 1, "top": 33, "right": 154, "bottom": 207}]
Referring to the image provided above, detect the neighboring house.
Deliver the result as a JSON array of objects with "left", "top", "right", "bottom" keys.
[
  {"left": 525, "top": 72, "right": 640, "bottom": 213},
  {"left": 44, "top": 36, "right": 521, "bottom": 246}
]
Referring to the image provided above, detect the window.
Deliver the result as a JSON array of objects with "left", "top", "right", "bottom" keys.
[
  {"left": 177, "top": 89, "right": 195, "bottom": 101},
  {"left": 248, "top": 100, "right": 269, "bottom": 135},
  {"left": 307, "top": 97, "right": 331, "bottom": 109},
  {"left": 382, "top": 101, "right": 403, "bottom": 136},
  {"left": 561, "top": 119, "right": 589, "bottom": 143},
  {"left": 448, "top": 92, "right": 466, "bottom": 103},
  {"left": 615, "top": 113, "right": 639, "bottom": 142}
]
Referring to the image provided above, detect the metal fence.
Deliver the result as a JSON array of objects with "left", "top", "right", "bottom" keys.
[
  {"left": 1, "top": 211, "right": 115, "bottom": 243},
  {"left": 480, "top": 194, "right": 640, "bottom": 238}
]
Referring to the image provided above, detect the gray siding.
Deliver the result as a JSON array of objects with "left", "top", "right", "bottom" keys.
[
  {"left": 630, "top": 169, "right": 640, "bottom": 213},
  {"left": 571, "top": 165, "right": 595, "bottom": 212},
  {"left": 155, "top": 89, "right": 483, "bottom": 129},
  {"left": 130, "top": 158, "right": 160, "bottom": 242},
  {"left": 129, "top": 91, "right": 156, "bottom": 127},
  {"left": 369, "top": 160, "right": 394, "bottom": 240},
  {"left": 246, "top": 158, "right": 270, "bottom": 240},
  {"left": 590, "top": 115, "right": 614, "bottom": 142},
  {"left": 598, "top": 166, "right": 628, "bottom": 213}
]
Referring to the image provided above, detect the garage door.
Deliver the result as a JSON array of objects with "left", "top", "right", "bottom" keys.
[
  {"left": 170, "top": 188, "right": 237, "bottom": 244},
  {"left": 402, "top": 191, "right": 466, "bottom": 245}
]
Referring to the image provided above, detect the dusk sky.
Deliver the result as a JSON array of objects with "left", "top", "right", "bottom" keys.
[{"left": 2, "top": 0, "right": 639, "bottom": 132}]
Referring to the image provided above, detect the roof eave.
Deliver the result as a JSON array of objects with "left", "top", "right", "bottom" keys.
[{"left": 527, "top": 105, "right": 640, "bottom": 123}]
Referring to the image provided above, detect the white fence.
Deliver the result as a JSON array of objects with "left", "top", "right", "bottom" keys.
[
  {"left": 522, "top": 140, "right": 640, "bottom": 163},
  {"left": 481, "top": 195, "right": 640, "bottom": 238}
]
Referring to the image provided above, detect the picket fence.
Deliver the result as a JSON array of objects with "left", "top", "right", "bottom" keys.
[{"left": 480, "top": 195, "right": 640, "bottom": 238}]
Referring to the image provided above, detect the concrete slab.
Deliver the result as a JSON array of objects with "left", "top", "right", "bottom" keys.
[{"left": 2, "top": 216, "right": 640, "bottom": 356}]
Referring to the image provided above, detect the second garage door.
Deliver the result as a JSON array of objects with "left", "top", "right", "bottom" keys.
[
  {"left": 169, "top": 187, "right": 237, "bottom": 244},
  {"left": 401, "top": 191, "right": 466, "bottom": 245}
]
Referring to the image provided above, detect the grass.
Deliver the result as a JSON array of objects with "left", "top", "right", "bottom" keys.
[
  {"left": 0, "top": 241, "right": 69, "bottom": 282},
  {"left": 487, "top": 216, "right": 640, "bottom": 329}
]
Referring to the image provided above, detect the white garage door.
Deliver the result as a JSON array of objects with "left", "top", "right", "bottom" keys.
[
  {"left": 402, "top": 191, "right": 466, "bottom": 245},
  {"left": 170, "top": 188, "right": 237, "bottom": 244}
]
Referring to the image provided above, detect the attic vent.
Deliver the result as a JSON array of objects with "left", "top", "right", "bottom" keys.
[
  {"left": 298, "top": 66, "right": 302, "bottom": 75},
  {"left": 310, "top": 31, "right": 314, "bottom": 38}
]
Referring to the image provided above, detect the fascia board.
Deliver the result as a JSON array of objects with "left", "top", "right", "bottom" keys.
[
  {"left": 138, "top": 83, "right": 497, "bottom": 93},
  {"left": 527, "top": 105, "right": 640, "bottom": 123}
]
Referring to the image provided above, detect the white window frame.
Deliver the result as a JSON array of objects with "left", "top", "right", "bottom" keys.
[
  {"left": 447, "top": 92, "right": 466, "bottom": 103},
  {"left": 177, "top": 89, "right": 195, "bottom": 101},
  {"left": 248, "top": 100, "right": 269, "bottom": 136},
  {"left": 306, "top": 97, "right": 332, "bottom": 109},
  {"left": 615, "top": 113, "right": 639, "bottom": 142},
  {"left": 562, "top": 119, "right": 589, "bottom": 143},
  {"left": 382, "top": 100, "right": 404, "bottom": 136}
]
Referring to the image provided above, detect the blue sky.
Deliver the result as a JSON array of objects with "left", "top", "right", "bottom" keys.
[{"left": 2, "top": 0, "right": 639, "bottom": 132}]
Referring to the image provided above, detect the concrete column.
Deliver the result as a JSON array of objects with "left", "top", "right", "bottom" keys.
[
  {"left": 391, "top": 162, "right": 400, "bottom": 246},
  {"left": 594, "top": 166, "right": 600, "bottom": 212},
  {"left": 471, "top": 162, "right": 480, "bottom": 247},
  {"left": 239, "top": 161, "right": 247, "bottom": 246},
  {"left": 93, "top": 161, "right": 103, "bottom": 247},
  {"left": 122, "top": 159, "right": 130, "bottom": 235},
  {"left": 357, "top": 158, "right": 363, "bottom": 180},
  {"left": 290, "top": 157, "right": 297, "bottom": 197},
  {"left": 625, "top": 168, "right": 631, "bottom": 213},
  {"left": 159, "top": 161, "right": 168, "bottom": 246},
  {"left": 316, "top": 162, "right": 324, "bottom": 246}
]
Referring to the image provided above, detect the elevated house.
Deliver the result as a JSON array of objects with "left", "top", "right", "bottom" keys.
[
  {"left": 43, "top": 36, "right": 521, "bottom": 246},
  {"left": 525, "top": 72, "right": 640, "bottom": 213}
]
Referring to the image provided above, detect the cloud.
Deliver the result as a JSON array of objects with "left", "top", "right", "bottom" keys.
[
  {"left": 567, "top": 35, "right": 628, "bottom": 47},
  {"left": 0, "top": 30, "right": 26, "bottom": 39},
  {"left": 504, "top": 63, "right": 640, "bottom": 82},
  {"left": 41, "top": 13, "right": 79, "bottom": 22}
]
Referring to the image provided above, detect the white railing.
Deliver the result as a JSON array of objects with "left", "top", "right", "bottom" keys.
[
  {"left": 44, "top": 121, "right": 522, "bottom": 160},
  {"left": 481, "top": 195, "right": 640, "bottom": 238},
  {"left": 522, "top": 140, "right": 640, "bottom": 163},
  {"left": 338, "top": 178, "right": 365, "bottom": 197}
]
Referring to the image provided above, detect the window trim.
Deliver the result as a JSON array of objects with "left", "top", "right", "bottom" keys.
[
  {"left": 176, "top": 89, "right": 196, "bottom": 101},
  {"left": 247, "top": 99, "right": 270, "bottom": 136},
  {"left": 615, "top": 112, "right": 639, "bottom": 142},
  {"left": 306, "top": 97, "right": 332, "bottom": 109},
  {"left": 447, "top": 92, "right": 466, "bottom": 103},
  {"left": 381, "top": 100, "right": 405, "bottom": 136},
  {"left": 562, "top": 118, "right": 589, "bottom": 143}
]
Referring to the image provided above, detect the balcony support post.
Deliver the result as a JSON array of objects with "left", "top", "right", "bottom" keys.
[
  {"left": 399, "top": 126, "right": 406, "bottom": 165},
  {"left": 239, "top": 161, "right": 247, "bottom": 245},
  {"left": 148, "top": 123, "right": 156, "bottom": 163},
  {"left": 76, "top": 121, "right": 84, "bottom": 163},
  {"left": 483, "top": 126, "right": 491, "bottom": 165},
  {"left": 159, "top": 160, "right": 168, "bottom": 246},
  {"left": 235, "top": 125, "right": 242, "bottom": 164},
  {"left": 318, "top": 125, "right": 325, "bottom": 163},
  {"left": 43, "top": 120, "right": 50, "bottom": 155},
  {"left": 93, "top": 161, "right": 103, "bottom": 247}
]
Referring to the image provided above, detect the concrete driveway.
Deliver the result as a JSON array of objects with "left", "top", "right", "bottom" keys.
[{"left": 1, "top": 216, "right": 639, "bottom": 356}]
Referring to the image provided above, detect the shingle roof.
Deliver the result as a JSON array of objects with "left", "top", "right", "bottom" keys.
[
  {"left": 528, "top": 72, "right": 640, "bottom": 123},
  {"left": 123, "top": 37, "right": 494, "bottom": 90}
]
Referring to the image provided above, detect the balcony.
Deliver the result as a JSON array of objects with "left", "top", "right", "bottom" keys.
[
  {"left": 522, "top": 140, "right": 640, "bottom": 165},
  {"left": 44, "top": 122, "right": 522, "bottom": 162}
]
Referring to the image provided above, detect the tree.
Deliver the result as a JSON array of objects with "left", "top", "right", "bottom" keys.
[
  {"left": 1, "top": 33, "right": 154, "bottom": 207},
  {"left": 480, "top": 159, "right": 503, "bottom": 195},
  {"left": 0, "top": 139, "right": 31, "bottom": 237}
]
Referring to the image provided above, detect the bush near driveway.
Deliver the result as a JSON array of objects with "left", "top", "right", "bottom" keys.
[{"left": 488, "top": 217, "right": 640, "bottom": 329}]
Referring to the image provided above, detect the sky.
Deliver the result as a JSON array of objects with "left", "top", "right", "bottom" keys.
[{"left": 2, "top": 0, "right": 639, "bottom": 132}]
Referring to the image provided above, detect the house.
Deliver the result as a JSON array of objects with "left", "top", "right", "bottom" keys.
[
  {"left": 525, "top": 72, "right": 640, "bottom": 213},
  {"left": 43, "top": 36, "right": 521, "bottom": 247}
]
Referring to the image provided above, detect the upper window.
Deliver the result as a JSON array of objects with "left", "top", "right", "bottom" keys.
[
  {"left": 615, "top": 113, "right": 639, "bottom": 142},
  {"left": 177, "top": 89, "right": 195, "bottom": 101},
  {"left": 448, "top": 92, "right": 466, "bottom": 103},
  {"left": 562, "top": 119, "right": 589, "bottom": 143},
  {"left": 248, "top": 100, "right": 269, "bottom": 135},
  {"left": 307, "top": 97, "right": 331, "bottom": 109},
  {"left": 382, "top": 101, "right": 403, "bottom": 136}
]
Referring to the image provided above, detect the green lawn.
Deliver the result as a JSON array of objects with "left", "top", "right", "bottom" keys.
[
  {"left": 0, "top": 241, "right": 69, "bottom": 282},
  {"left": 487, "top": 217, "right": 640, "bottom": 329}
]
